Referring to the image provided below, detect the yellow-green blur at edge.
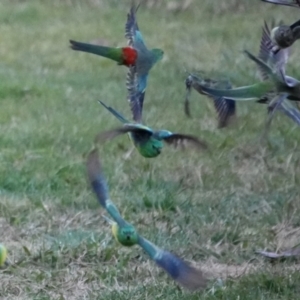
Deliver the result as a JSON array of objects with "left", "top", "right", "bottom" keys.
[
  {"left": 111, "top": 223, "right": 119, "bottom": 242},
  {"left": 0, "top": 244, "right": 7, "bottom": 266}
]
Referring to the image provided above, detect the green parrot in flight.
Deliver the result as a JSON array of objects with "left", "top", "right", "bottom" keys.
[
  {"left": 70, "top": 4, "right": 163, "bottom": 105},
  {"left": 86, "top": 149, "right": 208, "bottom": 291},
  {"left": 191, "top": 49, "right": 300, "bottom": 106},
  {"left": 96, "top": 100, "right": 208, "bottom": 158},
  {"left": 184, "top": 73, "right": 236, "bottom": 128},
  {"left": 261, "top": 0, "right": 300, "bottom": 7}
]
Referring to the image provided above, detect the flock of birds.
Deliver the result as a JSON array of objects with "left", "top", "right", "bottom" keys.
[
  {"left": 2, "top": 0, "right": 300, "bottom": 293},
  {"left": 186, "top": 0, "right": 300, "bottom": 137},
  {"left": 73, "top": 0, "right": 300, "bottom": 292}
]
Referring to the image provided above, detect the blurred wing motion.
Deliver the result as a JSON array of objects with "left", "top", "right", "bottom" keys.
[
  {"left": 126, "top": 66, "right": 145, "bottom": 123},
  {"left": 278, "top": 100, "right": 300, "bottom": 125},
  {"left": 213, "top": 96, "right": 236, "bottom": 128},
  {"left": 94, "top": 124, "right": 153, "bottom": 144},
  {"left": 258, "top": 21, "right": 289, "bottom": 79},
  {"left": 261, "top": 0, "right": 300, "bottom": 7},
  {"left": 185, "top": 74, "right": 236, "bottom": 128},
  {"left": 138, "top": 236, "right": 208, "bottom": 291},
  {"left": 162, "top": 132, "right": 208, "bottom": 150},
  {"left": 256, "top": 247, "right": 300, "bottom": 259},
  {"left": 184, "top": 77, "right": 193, "bottom": 117},
  {"left": 243, "top": 50, "right": 279, "bottom": 82},
  {"left": 86, "top": 149, "right": 126, "bottom": 226}
]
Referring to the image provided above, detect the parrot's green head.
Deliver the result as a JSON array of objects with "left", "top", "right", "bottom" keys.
[
  {"left": 151, "top": 48, "right": 164, "bottom": 63},
  {"left": 113, "top": 223, "right": 138, "bottom": 246}
]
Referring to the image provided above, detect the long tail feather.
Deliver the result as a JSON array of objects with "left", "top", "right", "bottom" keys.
[
  {"left": 198, "top": 84, "right": 267, "bottom": 101},
  {"left": 70, "top": 40, "right": 123, "bottom": 64},
  {"left": 99, "top": 101, "right": 129, "bottom": 123}
]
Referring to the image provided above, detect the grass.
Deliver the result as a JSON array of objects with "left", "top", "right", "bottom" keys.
[{"left": 1, "top": 0, "right": 300, "bottom": 299}]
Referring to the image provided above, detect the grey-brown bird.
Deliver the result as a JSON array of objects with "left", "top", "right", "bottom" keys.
[{"left": 269, "top": 19, "right": 300, "bottom": 54}]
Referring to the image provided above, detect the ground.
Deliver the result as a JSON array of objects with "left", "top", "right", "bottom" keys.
[{"left": 1, "top": 0, "right": 300, "bottom": 299}]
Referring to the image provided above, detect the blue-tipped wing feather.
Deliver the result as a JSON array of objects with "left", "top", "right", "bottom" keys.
[
  {"left": 86, "top": 149, "right": 126, "bottom": 226},
  {"left": 138, "top": 236, "right": 207, "bottom": 291},
  {"left": 86, "top": 149, "right": 109, "bottom": 209},
  {"left": 155, "top": 251, "right": 208, "bottom": 290}
]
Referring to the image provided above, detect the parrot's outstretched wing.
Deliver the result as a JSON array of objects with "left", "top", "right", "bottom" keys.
[
  {"left": 126, "top": 66, "right": 145, "bottom": 123},
  {"left": 94, "top": 123, "right": 153, "bottom": 144},
  {"left": 258, "top": 21, "right": 289, "bottom": 80},
  {"left": 138, "top": 236, "right": 208, "bottom": 291},
  {"left": 125, "top": 3, "right": 147, "bottom": 50},
  {"left": 213, "top": 97, "right": 236, "bottom": 128},
  {"left": 86, "top": 149, "right": 126, "bottom": 226},
  {"left": 161, "top": 132, "right": 208, "bottom": 150}
]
